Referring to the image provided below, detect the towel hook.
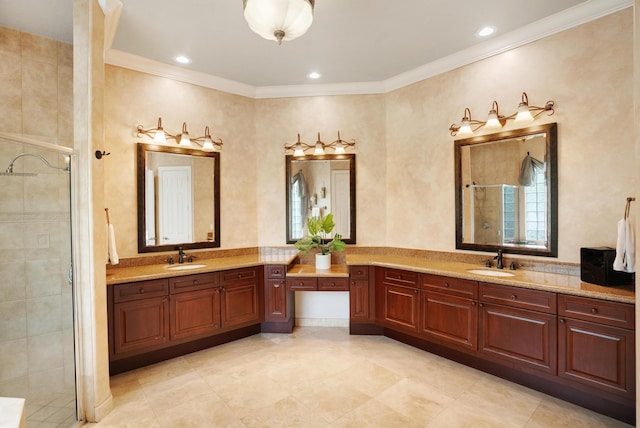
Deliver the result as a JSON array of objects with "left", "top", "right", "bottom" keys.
[
  {"left": 624, "top": 197, "right": 635, "bottom": 219},
  {"left": 105, "top": 208, "right": 111, "bottom": 225}
]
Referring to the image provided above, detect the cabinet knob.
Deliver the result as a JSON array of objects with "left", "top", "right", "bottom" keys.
[
  {"left": 238, "top": 274, "right": 242, "bottom": 279},
  {"left": 591, "top": 308, "right": 598, "bottom": 314},
  {"left": 560, "top": 318, "right": 565, "bottom": 323},
  {"left": 510, "top": 295, "right": 517, "bottom": 300},
  {"left": 444, "top": 282, "right": 450, "bottom": 288},
  {"left": 471, "top": 301, "right": 476, "bottom": 306},
  {"left": 479, "top": 303, "right": 484, "bottom": 307},
  {"left": 274, "top": 283, "right": 280, "bottom": 288},
  {"left": 357, "top": 270, "right": 363, "bottom": 275},
  {"left": 139, "top": 288, "right": 145, "bottom": 294},
  {"left": 274, "top": 270, "right": 280, "bottom": 274},
  {"left": 330, "top": 282, "right": 336, "bottom": 287},
  {"left": 193, "top": 280, "right": 198, "bottom": 286}
]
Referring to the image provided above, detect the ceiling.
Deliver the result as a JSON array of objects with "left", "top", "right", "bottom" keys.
[{"left": 0, "top": 0, "right": 632, "bottom": 95}]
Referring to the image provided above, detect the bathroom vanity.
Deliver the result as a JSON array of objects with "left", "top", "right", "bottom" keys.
[{"left": 106, "top": 251, "right": 635, "bottom": 423}]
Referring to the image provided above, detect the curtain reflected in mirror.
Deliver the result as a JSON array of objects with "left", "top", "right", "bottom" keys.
[
  {"left": 455, "top": 123, "right": 557, "bottom": 257},
  {"left": 286, "top": 154, "right": 356, "bottom": 244}
]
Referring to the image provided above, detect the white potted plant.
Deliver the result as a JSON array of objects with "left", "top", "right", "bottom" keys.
[{"left": 294, "top": 213, "right": 346, "bottom": 270}]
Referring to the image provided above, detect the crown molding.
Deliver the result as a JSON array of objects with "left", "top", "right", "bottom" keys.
[{"left": 104, "top": 0, "right": 632, "bottom": 99}]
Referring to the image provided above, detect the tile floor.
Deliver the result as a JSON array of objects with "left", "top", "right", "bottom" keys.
[{"left": 86, "top": 327, "right": 632, "bottom": 427}]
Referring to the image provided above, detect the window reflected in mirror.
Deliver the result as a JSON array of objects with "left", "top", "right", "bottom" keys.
[
  {"left": 455, "top": 123, "right": 557, "bottom": 257},
  {"left": 286, "top": 154, "right": 356, "bottom": 244}
]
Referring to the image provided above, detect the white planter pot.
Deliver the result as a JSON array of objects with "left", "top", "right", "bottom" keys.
[{"left": 315, "top": 253, "right": 331, "bottom": 270}]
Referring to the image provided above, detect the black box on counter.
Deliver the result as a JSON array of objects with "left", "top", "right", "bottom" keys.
[{"left": 580, "top": 247, "right": 635, "bottom": 286}]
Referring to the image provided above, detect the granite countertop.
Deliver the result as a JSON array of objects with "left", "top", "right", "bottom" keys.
[
  {"left": 346, "top": 254, "right": 636, "bottom": 304},
  {"left": 286, "top": 264, "right": 349, "bottom": 277},
  {"left": 105, "top": 251, "right": 635, "bottom": 304},
  {"left": 106, "top": 252, "right": 299, "bottom": 285}
]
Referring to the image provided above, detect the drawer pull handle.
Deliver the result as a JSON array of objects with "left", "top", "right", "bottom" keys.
[
  {"left": 193, "top": 280, "right": 198, "bottom": 285},
  {"left": 274, "top": 270, "right": 280, "bottom": 274},
  {"left": 357, "top": 270, "right": 363, "bottom": 275},
  {"left": 591, "top": 308, "right": 598, "bottom": 314},
  {"left": 511, "top": 295, "right": 517, "bottom": 300},
  {"left": 139, "top": 288, "right": 145, "bottom": 294},
  {"left": 238, "top": 274, "right": 242, "bottom": 279},
  {"left": 330, "top": 282, "right": 335, "bottom": 287},
  {"left": 444, "top": 282, "right": 450, "bottom": 287}
]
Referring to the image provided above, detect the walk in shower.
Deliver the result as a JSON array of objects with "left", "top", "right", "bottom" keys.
[{"left": 0, "top": 134, "right": 78, "bottom": 426}]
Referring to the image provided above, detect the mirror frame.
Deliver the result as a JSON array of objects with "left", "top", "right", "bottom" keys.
[
  {"left": 137, "top": 143, "right": 221, "bottom": 253},
  {"left": 454, "top": 123, "right": 558, "bottom": 257},
  {"left": 285, "top": 154, "right": 356, "bottom": 244}
]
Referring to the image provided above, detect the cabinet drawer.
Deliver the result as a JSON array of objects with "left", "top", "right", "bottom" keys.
[
  {"left": 558, "top": 295, "right": 634, "bottom": 329},
  {"left": 480, "top": 283, "right": 556, "bottom": 314},
  {"left": 169, "top": 272, "right": 219, "bottom": 294},
  {"left": 266, "top": 265, "right": 286, "bottom": 279},
  {"left": 350, "top": 265, "right": 369, "bottom": 280},
  {"left": 422, "top": 274, "right": 478, "bottom": 299},
  {"left": 286, "top": 277, "right": 317, "bottom": 290},
  {"left": 380, "top": 268, "right": 419, "bottom": 286},
  {"left": 220, "top": 267, "right": 258, "bottom": 284},
  {"left": 318, "top": 277, "right": 349, "bottom": 291},
  {"left": 114, "top": 279, "right": 168, "bottom": 303}
]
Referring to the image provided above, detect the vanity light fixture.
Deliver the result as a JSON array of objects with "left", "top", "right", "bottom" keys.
[
  {"left": 243, "top": 0, "right": 314, "bottom": 45},
  {"left": 136, "top": 117, "right": 223, "bottom": 152},
  {"left": 449, "top": 92, "right": 555, "bottom": 136},
  {"left": 284, "top": 131, "right": 355, "bottom": 157}
]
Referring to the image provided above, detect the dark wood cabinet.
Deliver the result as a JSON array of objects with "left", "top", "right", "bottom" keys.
[
  {"left": 349, "top": 265, "right": 376, "bottom": 326},
  {"left": 558, "top": 295, "right": 635, "bottom": 399},
  {"left": 171, "top": 288, "right": 221, "bottom": 341},
  {"left": 264, "top": 278, "right": 287, "bottom": 321},
  {"left": 420, "top": 274, "right": 478, "bottom": 351},
  {"left": 263, "top": 265, "right": 294, "bottom": 333},
  {"left": 375, "top": 268, "right": 420, "bottom": 334},
  {"left": 110, "top": 279, "right": 170, "bottom": 357},
  {"left": 478, "top": 282, "right": 557, "bottom": 375},
  {"left": 220, "top": 267, "right": 261, "bottom": 328}
]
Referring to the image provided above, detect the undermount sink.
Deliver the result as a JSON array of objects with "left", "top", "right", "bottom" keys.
[
  {"left": 467, "top": 269, "right": 515, "bottom": 277},
  {"left": 164, "top": 263, "right": 207, "bottom": 271}
]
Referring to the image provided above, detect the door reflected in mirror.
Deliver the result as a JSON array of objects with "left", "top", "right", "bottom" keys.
[
  {"left": 455, "top": 123, "right": 557, "bottom": 257},
  {"left": 137, "top": 143, "right": 220, "bottom": 253},
  {"left": 286, "top": 154, "right": 356, "bottom": 244}
]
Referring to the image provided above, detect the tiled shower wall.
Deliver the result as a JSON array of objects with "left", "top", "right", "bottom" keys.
[
  {"left": 0, "top": 26, "right": 75, "bottom": 403},
  {"left": 0, "top": 144, "right": 74, "bottom": 400}
]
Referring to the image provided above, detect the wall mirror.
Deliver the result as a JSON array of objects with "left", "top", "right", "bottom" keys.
[
  {"left": 455, "top": 123, "right": 557, "bottom": 257},
  {"left": 137, "top": 143, "right": 220, "bottom": 253},
  {"left": 286, "top": 154, "right": 356, "bottom": 244}
]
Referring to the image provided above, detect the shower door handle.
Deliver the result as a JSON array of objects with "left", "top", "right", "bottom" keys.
[{"left": 67, "top": 262, "right": 73, "bottom": 286}]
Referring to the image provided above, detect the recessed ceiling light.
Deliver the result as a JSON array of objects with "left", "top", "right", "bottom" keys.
[
  {"left": 174, "top": 55, "right": 191, "bottom": 64},
  {"left": 308, "top": 71, "right": 321, "bottom": 79},
  {"left": 476, "top": 26, "right": 496, "bottom": 38}
]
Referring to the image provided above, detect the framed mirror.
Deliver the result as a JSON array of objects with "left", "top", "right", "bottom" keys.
[
  {"left": 286, "top": 154, "right": 356, "bottom": 244},
  {"left": 137, "top": 143, "right": 220, "bottom": 253},
  {"left": 455, "top": 123, "right": 557, "bottom": 257}
]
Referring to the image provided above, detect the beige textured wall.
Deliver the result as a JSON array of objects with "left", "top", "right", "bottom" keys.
[
  {"left": 104, "top": 66, "right": 257, "bottom": 256},
  {"left": 254, "top": 95, "right": 387, "bottom": 247},
  {"left": 386, "top": 10, "right": 633, "bottom": 262},
  {"left": 103, "top": 9, "right": 632, "bottom": 264}
]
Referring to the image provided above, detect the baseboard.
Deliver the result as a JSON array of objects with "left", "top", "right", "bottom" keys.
[{"left": 295, "top": 318, "right": 349, "bottom": 327}]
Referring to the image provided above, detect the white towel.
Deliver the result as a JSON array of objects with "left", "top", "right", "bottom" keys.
[
  {"left": 613, "top": 218, "right": 635, "bottom": 273},
  {"left": 107, "top": 223, "right": 119, "bottom": 265},
  {"left": 311, "top": 206, "right": 321, "bottom": 218}
]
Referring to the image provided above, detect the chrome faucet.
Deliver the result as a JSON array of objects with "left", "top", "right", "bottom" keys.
[
  {"left": 494, "top": 250, "right": 504, "bottom": 269},
  {"left": 178, "top": 247, "right": 187, "bottom": 264}
]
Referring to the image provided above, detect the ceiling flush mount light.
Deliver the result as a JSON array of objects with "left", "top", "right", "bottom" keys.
[
  {"left": 136, "top": 117, "right": 223, "bottom": 152},
  {"left": 284, "top": 131, "right": 355, "bottom": 157},
  {"left": 243, "top": 0, "right": 315, "bottom": 45},
  {"left": 449, "top": 92, "right": 555, "bottom": 136},
  {"left": 308, "top": 71, "right": 321, "bottom": 79}
]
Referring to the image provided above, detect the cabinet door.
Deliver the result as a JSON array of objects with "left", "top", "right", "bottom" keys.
[
  {"left": 221, "top": 281, "right": 260, "bottom": 328},
  {"left": 421, "top": 291, "right": 477, "bottom": 351},
  {"left": 376, "top": 282, "right": 420, "bottom": 334},
  {"left": 559, "top": 317, "right": 635, "bottom": 398},
  {"left": 479, "top": 303, "right": 557, "bottom": 375},
  {"left": 264, "top": 279, "right": 287, "bottom": 322},
  {"left": 170, "top": 288, "right": 221, "bottom": 341},
  {"left": 113, "top": 296, "right": 169, "bottom": 356},
  {"left": 350, "top": 279, "right": 370, "bottom": 321}
]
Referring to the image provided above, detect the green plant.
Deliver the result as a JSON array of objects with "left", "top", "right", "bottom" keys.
[{"left": 294, "top": 213, "right": 347, "bottom": 255}]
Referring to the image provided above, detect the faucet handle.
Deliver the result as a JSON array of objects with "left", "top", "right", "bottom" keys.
[{"left": 485, "top": 259, "right": 492, "bottom": 268}]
